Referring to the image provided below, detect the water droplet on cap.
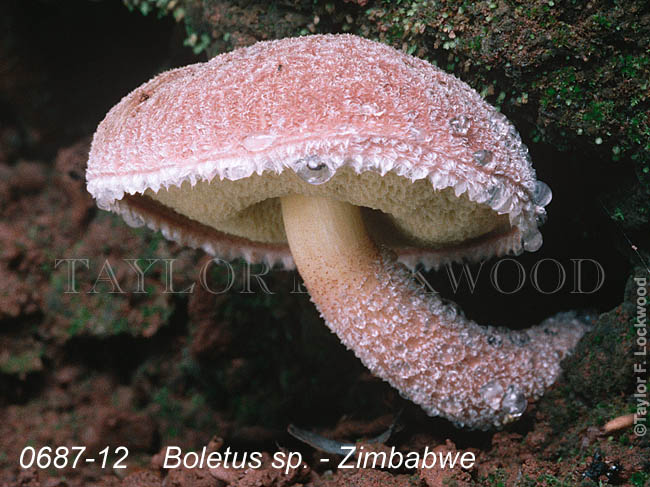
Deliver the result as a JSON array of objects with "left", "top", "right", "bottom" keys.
[
  {"left": 242, "top": 132, "right": 276, "bottom": 152},
  {"left": 502, "top": 384, "right": 527, "bottom": 419},
  {"left": 473, "top": 149, "right": 493, "bottom": 165},
  {"left": 295, "top": 156, "right": 334, "bottom": 185},
  {"left": 222, "top": 165, "right": 250, "bottom": 180},
  {"left": 501, "top": 125, "right": 522, "bottom": 149},
  {"left": 522, "top": 230, "right": 543, "bottom": 252},
  {"left": 509, "top": 331, "right": 530, "bottom": 346},
  {"left": 442, "top": 305, "right": 458, "bottom": 322},
  {"left": 486, "top": 184, "right": 507, "bottom": 208},
  {"left": 480, "top": 380, "right": 504, "bottom": 410},
  {"left": 532, "top": 181, "right": 552, "bottom": 207},
  {"left": 449, "top": 115, "right": 471, "bottom": 135},
  {"left": 487, "top": 334, "right": 503, "bottom": 348}
]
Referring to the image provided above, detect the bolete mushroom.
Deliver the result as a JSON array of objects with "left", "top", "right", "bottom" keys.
[{"left": 86, "top": 34, "right": 588, "bottom": 428}]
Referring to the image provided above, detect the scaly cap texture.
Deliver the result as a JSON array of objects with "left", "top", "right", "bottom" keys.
[{"left": 86, "top": 34, "right": 551, "bottom": 269}]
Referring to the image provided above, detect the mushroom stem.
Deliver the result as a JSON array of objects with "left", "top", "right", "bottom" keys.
[{"left": 281, "top": 194, "right": 589, "bottom": 428}]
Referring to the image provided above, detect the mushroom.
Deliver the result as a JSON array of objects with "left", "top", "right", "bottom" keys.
[{"left": 86, "top": 34, "right": 589, "bottom": 428}]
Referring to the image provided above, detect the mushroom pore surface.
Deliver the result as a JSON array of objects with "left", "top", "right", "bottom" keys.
[{"left": 146, "top": 167, "right": 509, "bottom": 247}]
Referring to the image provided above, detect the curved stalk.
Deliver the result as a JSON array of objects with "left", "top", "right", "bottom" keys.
[{"left": 281, "top": 194, "right": 588, "bottom": 428}]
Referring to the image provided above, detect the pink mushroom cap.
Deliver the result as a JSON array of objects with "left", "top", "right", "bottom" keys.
[{"left": 86, "top": 34, "right": 551, "bottom": 270}]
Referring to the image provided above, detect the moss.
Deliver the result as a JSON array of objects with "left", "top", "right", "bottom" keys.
[
  {"left": 152, "top": 386, "right": 184, "bottom": 438},
  {"left": 583, "top": 100, "right": 615, "bottom": 124},
  {"left": 0, "top": 346, "right": 44, "bottom": 377},
  {"left": 536, "top": 268, "right": 647, "bottom": 450},
  {"left": 481, "top": 468, "right": 508, "bottom": 487},
  {"left": 630, "top": 471, "right": 650, "bottom": 487},
  {"left": 67, "top": 306, "right": 91, "bottom": 336},
  {"left": 519, "top": 474, "right": 577, "bottom": 487}
]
